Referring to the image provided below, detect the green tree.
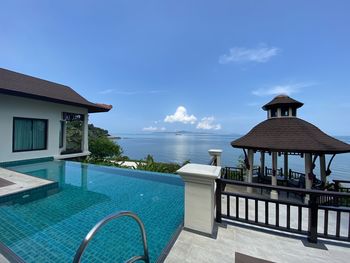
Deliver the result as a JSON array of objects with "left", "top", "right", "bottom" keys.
[
  {"left": 87, "top": 124, "right": 123, "bottom": 159},
  {"left": 89, "top": 136, "right": 123, "bottom": 159},
  {"left": 65, "top": 121, "right": 83, "bottom": 153},
  {"left": 88, "top": 124, "right": 109, "bottom": 139}
]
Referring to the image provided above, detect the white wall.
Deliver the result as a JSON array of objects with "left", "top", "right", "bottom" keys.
[{"left": 0, "top": 93, "right": 88, "bottom": 163}]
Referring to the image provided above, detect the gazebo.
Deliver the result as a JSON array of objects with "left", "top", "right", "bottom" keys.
[{"left": 231, "top": 95, "right": 350, "bottom": 201}]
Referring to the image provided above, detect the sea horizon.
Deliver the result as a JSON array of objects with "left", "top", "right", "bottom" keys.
[{"left": 112, "top": 133, "right": 350, "bottom": 182}]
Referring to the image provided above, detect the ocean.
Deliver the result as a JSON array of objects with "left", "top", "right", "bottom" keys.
[{"left": 114, "top": 133, "right": 350, "bottom": 181}]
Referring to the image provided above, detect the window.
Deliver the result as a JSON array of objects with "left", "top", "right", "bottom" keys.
[
  {"left": 281, "top": 107, "right": 289, "bottom": 117},
  {"left": 270, "top": 108, "right": 277, "bottom": 118},
  {"left": 13, "top": 118, "right": 48, "bottom": 152},
  {"left": 62, "top": 112, "right": 84, "bottom": 121},
  {"left": 292, "top": 108, "right": 297, "bottom": 116},
  {"left": 59, "top": 121, "right": 65, "bottom": 148}
]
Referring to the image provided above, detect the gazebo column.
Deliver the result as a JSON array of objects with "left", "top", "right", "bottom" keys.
[
  {"left": 247, "top": 149, "right": 254, "bottom": 193},
  {"left": 304, "top": 153, "right": 313, "bottom": 203},
  {"left": 260, "top": 151, "right": 265, "bottom": 177},
  {"left": 320, "top": 154, "right": 327, "bottom": 184},
  {"left": 284, "top": 152, "right": 288, "bottom": 179},
  {"left": 270, "top": 152, "right": 278, "bottom": 199}
]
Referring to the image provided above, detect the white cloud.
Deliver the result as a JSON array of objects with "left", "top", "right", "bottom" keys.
[
  {"left": 142, "top": 126, "right": 166, "bottom": 132},
  {"left": 196, "top": 117, "right": 221, "bottom": 130},
  {"left": 99, "top": 89, "right": 115, "bottom": 94},
  {"left": 219, "top": 44, "right": 280, "bottom": 64},
  {"left": 252, "top": 82, "right": 314, "bottom": 97},
  {"left": 164, "top": 106, "right": 197, "bottom": 124}
]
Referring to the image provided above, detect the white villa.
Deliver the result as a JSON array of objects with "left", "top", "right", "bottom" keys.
[{"left": 0, "top": 68, "right": 112, "bottom": 163}]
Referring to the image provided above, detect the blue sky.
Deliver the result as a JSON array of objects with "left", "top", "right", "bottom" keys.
[{"left": 1, "top": 1, "right": 350, "bottom": 135}]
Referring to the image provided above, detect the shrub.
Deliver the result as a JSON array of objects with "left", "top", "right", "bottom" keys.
[
  {"left": 89, "top": 136, "right": 123, "bottom": 159},
  {"left": 136, "top": 154, "right": 189, "bottom": 174}
]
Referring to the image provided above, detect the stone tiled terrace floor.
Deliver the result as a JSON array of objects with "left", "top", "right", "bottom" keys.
[{"left": 165, "top": 223, "right": 350, "bottom": 263}]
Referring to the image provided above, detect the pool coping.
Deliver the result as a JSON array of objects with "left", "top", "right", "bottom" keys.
[
  {"left": 157, "top": 222, "right": 184, "bottom": 263},
  {"left": 0, "top": 242, "right": 25, "bottom": 263},
  {"left": 0, "top": 168, "right": 59, "bottom": 205}
]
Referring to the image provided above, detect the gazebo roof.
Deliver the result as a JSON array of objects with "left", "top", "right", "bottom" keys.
[
  {"left": 262, "top": 95, "right": 303, "bottom": 110},
  {"left": 231, "top": 118, "right": 350, "bottom": 154}
]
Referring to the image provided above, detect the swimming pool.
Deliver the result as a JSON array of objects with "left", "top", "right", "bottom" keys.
[{"left": 0, "top": 160, "right": 184, "bottom": 262}]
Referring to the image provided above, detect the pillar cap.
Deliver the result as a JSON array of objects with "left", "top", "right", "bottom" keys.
[
  {"left": 177, "top": 163, "right": 221, "bottom": 183},
  {"left": 208, "top": 149, "right": 223, "bottom": 155}
]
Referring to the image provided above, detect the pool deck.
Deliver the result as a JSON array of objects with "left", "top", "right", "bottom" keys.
[
  {"left": 165, "top": 223, "right": 350, "bottom": 263},
  {"left": 166, "top": 186, "right": 350, "bottom": 263},
  {"left": 0, "top": 167, "right": 54, "bottom": 198}
]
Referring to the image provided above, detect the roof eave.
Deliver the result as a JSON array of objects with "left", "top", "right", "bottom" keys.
[
  {"left": 231, "top": 143, "right": 350, "bottom": 155},
  {"left": 0, "top": 88, "right": 112, "bottom": 113},
  {"left": 262, "top": 102, "right": 304, "bottom": 111}
]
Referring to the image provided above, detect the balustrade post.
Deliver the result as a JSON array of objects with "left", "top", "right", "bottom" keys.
[
  {"left": 308, "top": 193, "right": 318, "bottom": 243},
  {"left": 177, "top": 164, "right": 221, "bottom": 235}
]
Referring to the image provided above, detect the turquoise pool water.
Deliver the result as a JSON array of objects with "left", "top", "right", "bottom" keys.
[{"left": 0, "top": 161, "right": 184, "bottom": 262}]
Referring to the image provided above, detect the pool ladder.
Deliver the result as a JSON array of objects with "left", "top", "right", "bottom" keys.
[{"left": 72, "top": 211, "right": 150, "bottom": 263}]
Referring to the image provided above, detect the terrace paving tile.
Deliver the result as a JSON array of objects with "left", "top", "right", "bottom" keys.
[{"left": 166, "top": 223, "right": 350, "bottom": 263}]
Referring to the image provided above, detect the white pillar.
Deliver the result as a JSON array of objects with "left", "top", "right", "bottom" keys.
[
  {"left": 320, "top": 154, "right": 327, "bottom": 184},
  {"left": 284, "top": 152, "right": 289, "bottom": 179},
  {"left": 247, "top": 149, "right": 254, "bottom": 193},
  {"left": 271, "top": 152, "right": 278, "bottom": 199},
  {"left": 208, "top": 149, "right": 223, "bottom": 166},
  {"left": 177, "top": 163, "right": 221, "bottom": 235},
  {"left": 304, "top": 153, "right": 313, "bottom": 203},
  {"left": 260, "top": 151, "right": 265, "bottom": 177},
  {"left": 82, "top": 113, "right": 89, "bottom": 153}
]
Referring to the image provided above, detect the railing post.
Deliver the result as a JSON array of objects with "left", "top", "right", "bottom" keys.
[
  {"left": 308, "top": 193, "right": 318, "bottom": 243},
  {"left": 216, "top": 178, "right": 222, "bottom": 223}
]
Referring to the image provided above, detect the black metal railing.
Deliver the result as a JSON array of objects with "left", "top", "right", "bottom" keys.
[
  {"left": 216, "top": 178, "right": 350, "bottom": 243},
  {"left": 289, "top": 169, "right": 305, "bottom": 180},
  {"left": 265, "top": 167, "right": 283, "bottom": 176},
  {"left": 222, "top": 167, "right": 244, "bottom": 181},
  {"left": 334, "top": 180, "right": 350, "bottom": 193},
  {"left": 252, "top": 167, "right": 260, "bottom": 176}
]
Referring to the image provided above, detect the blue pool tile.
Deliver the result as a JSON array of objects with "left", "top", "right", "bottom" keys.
[{"left": 0, "top": 161, "right": 184, "bottom": 262}]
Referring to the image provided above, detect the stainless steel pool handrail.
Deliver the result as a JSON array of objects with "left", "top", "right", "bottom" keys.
[{"left": 72, "top": 211, "right": 149, "bottom": 263}]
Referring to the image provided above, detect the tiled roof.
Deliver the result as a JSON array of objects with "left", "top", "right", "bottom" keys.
[
  {"left": 262, "top": 95, "right": 303, "bottom": 110},
  {"left": 0, "top": 68, "right": 112, "bottom": 113},
  {"left": 231, "top": 118, "right": 350, "bottom": 154}
]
